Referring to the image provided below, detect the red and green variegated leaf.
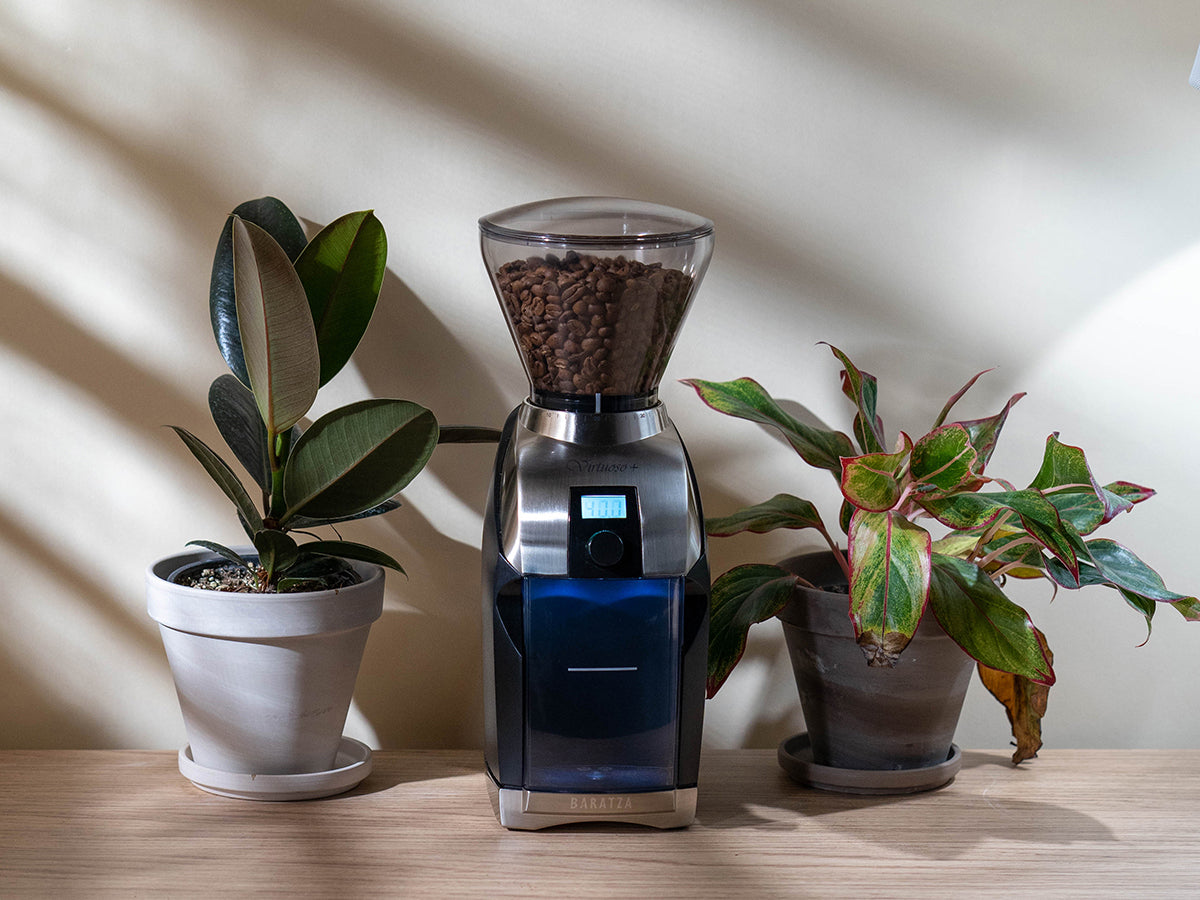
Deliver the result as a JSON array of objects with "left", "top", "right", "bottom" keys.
[
  {"left": 954, "top": 392, "right": 1024, "bottom": 476},
  {"left": 1050, "top": 539, "right": 1195, "bottom": 604},
  {"left": 910, "top": 424, "right": 977, "bottom": 495},
  {"left": 847, "top": 509, "right": 931, "bottom": 666},
  {"left": 707, "top": 564, "right": 802, "bottom": 697},
  {"left": 706, "top": 494, "right": 828, "bottom": 537},
  {"left": 1029, "top": 434, "right": 1134, "bottom": 526},
  {"left": 977, "top": 659, "right": 1052, "bottom": 764},
  {"left": 930, "top": 531, "right": 981, "bottom": 558},
  {"left": 839, "top": 436, "right": 911, "bottom": 512},
  {"left": 920, "top": 489, "right": 1079, "bottom": 579},
  {"left": 928, "top": 554, "right": 1054, "bottom": 684},
  {"left": 1171, "top": 596, "right": 1200, "bottom": 622},
  {"left": 682, "top": 377, "right": 855, "bottom": 475},
  {"left": 822, "top": 343, "right": 885, "bottom": 454},
  {"left": 933, "top": 368, "right": 994, "bottom": 428}
]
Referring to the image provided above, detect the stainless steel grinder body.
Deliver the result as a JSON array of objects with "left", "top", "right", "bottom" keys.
[{"left": 478, "top": 198, "right": 714, "bottom": 829}]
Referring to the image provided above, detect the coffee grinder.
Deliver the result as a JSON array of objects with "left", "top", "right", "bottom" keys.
[{"left": 479, "top": 197, "right": 714, "bottom": 829}]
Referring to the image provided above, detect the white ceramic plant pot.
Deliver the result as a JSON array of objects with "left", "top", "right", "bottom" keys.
[{"left": 147, "top": 549, "right": 384, "bottom": 787}]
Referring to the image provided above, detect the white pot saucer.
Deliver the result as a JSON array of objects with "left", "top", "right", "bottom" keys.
[
  {"left": 778, "top": 732, "right": 962, "bottom": 795},
  {"left": 178, "top": 737, "right": 373, "bottom": 801}
]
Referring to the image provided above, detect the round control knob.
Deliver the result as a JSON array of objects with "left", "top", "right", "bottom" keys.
[{"left": 586, "top": 530, "right": 625, "bottom": 568}]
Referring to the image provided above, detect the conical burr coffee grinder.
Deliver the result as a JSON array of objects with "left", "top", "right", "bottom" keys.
[{"left": 479, "top": 197, "right": 714, "bottom": 829}]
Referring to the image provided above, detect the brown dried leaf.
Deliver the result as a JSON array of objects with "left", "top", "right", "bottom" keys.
[{"left": 977, "top": 656, "right": 1053, "bottom": 764}]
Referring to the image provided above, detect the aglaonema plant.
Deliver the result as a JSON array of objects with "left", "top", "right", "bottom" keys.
[
  {"left": 684, "top": 344, "right": 1198, "bottom": 762},
  {"left": 172, "top": 197, "right": 497, "bottom": 592}
]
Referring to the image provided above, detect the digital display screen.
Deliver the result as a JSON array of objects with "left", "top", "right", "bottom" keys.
[{"left": 581, "top": 494, "right": 627, "bottom": 519}]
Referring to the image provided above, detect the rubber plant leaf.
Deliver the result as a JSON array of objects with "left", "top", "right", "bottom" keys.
[
  {"left": 822, "top": 343, "right": 885, "bottom": 454},
  {"left": 847, "top": 509, "right": 931, "bottom": 666},
  {"left": 977, "top": 657, "right": 1053, "bottom": 764},
  {"left": 209, "top": 197, "right": 308, "bottom": 386},
  {"left": 705, "top": 493, "right": 828, "bottom": 537},
  {"left": 185, "top": 540, "right": 253, "bottom": 574},
  {"left": 281, "top": 398, "right": 438, "bottom": 522},
  {"left": 208, "top": 374, "right": 271, "bottom": 491},
  {"left": 909, "top": 424, "right": 977, "bottom": 495},
  {"left": 707, "top": 564, "right": 802, "bottom": 697},
  {"left": 839, "top": 435, "right": 911, "bottom": 512},
  {"left": 287, "top": 498, "right": 401, "bottom": 530},
  {"left": 253, "top": 529, "right": 299, "bottom": 583},
  {"left": 293, "top": 210, "right": 387, "bottom": 386},
  {"left": 681, "top": 377, "right": 855, "bottom": 475},
  {"left": 170, "top": 426, "right": 264, "bottom": 533},
  {"left": 298, "top": 539, "right": 406, "bottom": 575},
  {"left": 928, "top": 554, "right": 1055, "bottom": 684},
  {"left": 231, "top": 217, "right": 321, "bottom": 436}
]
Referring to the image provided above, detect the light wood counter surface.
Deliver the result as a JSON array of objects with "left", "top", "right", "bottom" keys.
[{"left": 1, "top": 749, "right": 1197, "bottom": 898}]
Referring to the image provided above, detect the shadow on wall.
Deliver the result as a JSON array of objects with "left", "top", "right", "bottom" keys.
[{"left": 349, "top": 270, "right": 510, "bottom": 748}]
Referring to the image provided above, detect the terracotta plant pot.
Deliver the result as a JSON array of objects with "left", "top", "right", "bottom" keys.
[
  {"left": 146, "top": 549, "right": 383, "bottom": 794},
  {"left": 777, "top": 552, "right": 974, "bottom": 773}
]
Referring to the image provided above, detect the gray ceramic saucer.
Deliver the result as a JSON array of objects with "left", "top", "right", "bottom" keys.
[{"left": 778, "top": 733, "right": 962, "bottom": 795}]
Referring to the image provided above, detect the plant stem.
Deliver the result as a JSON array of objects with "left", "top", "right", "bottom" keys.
[
  {"left": 266, "top": 429, "right": 292, "bottom": 521},
  {"left": 819, "top": 526, "right": 852, "bottom": 580}
]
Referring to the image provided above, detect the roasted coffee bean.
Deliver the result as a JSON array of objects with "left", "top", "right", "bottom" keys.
[{"left": 494, "top": 252, "right": 694, "bottom": 396}]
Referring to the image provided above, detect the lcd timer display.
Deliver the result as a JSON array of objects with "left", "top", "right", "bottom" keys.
[{"left": 580, "top": 494, "right": 627, "bottom": 519}]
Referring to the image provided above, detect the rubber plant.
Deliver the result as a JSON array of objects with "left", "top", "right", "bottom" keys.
[
  {"left": 684, "top": 344, "right": 1197, "bottom": 762},
  {"left": 172, "top": 197, "right": 497, "bottom": 592}
]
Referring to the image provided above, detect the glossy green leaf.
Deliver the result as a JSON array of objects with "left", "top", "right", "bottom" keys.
[
  {"left": 910, "top": 424, "right": 977, "bottom": 494},
  {"left": 282, "top": 399, "right": 438, "bottom": 521},
  {"left": 706, "top": 494, "right": 827, "bottom": 537},
  {"left": 170, "top": 426, "right": 264, "bottom": 533},
  {"left": 847, "top": 509, "right": 931, "bottom": 665},
  {"left": 823, "top": 343, "right": 885, "bottom": 454},
  {"left": 707, "top": 564, "right": 802, "bottom": 697},
  {"left": 287, "top": 498, "right": 401, "bottom": 530},
  {"left": 839, "top": 437, "right": 910, "bottom": 512},
  {"left": 298, "top": 539, "right": 406, "bottom": 576},
  {"left": 294, "top": 210, "right": 387, "bottom": 386},
  {"left": 681, "top": 377, "right": 855, "bottom": 475},
  {"left": 209, "top": 198, "right": 308, "bottom": 386},
  {"left": 928, "top": 554, "right": 1054, "bottom": 683},
  {"left": 185, "top": 540, "right": 253, "bottom": 573},
  {"left": 232, "top": 217, "right": 320, "bottom": 436},
  {"left": 254, "top": 529, "right": 299, "bottom": 581},
  {"left": 208, "top": 375, "right": 271, "bottom": 491}
]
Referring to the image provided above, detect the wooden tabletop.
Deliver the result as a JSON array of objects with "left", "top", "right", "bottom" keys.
[{"left": 1, "top": 748, "right": 1197, "bottom": 898}]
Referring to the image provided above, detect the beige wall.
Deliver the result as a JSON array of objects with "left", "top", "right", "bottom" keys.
[{"left": 3, "top": 0, "right": 1198, "bottom": 752}]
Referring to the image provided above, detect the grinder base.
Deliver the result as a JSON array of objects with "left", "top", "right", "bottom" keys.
[{"left": 487, "top": 775, "right": 698, "bottom": 830}]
